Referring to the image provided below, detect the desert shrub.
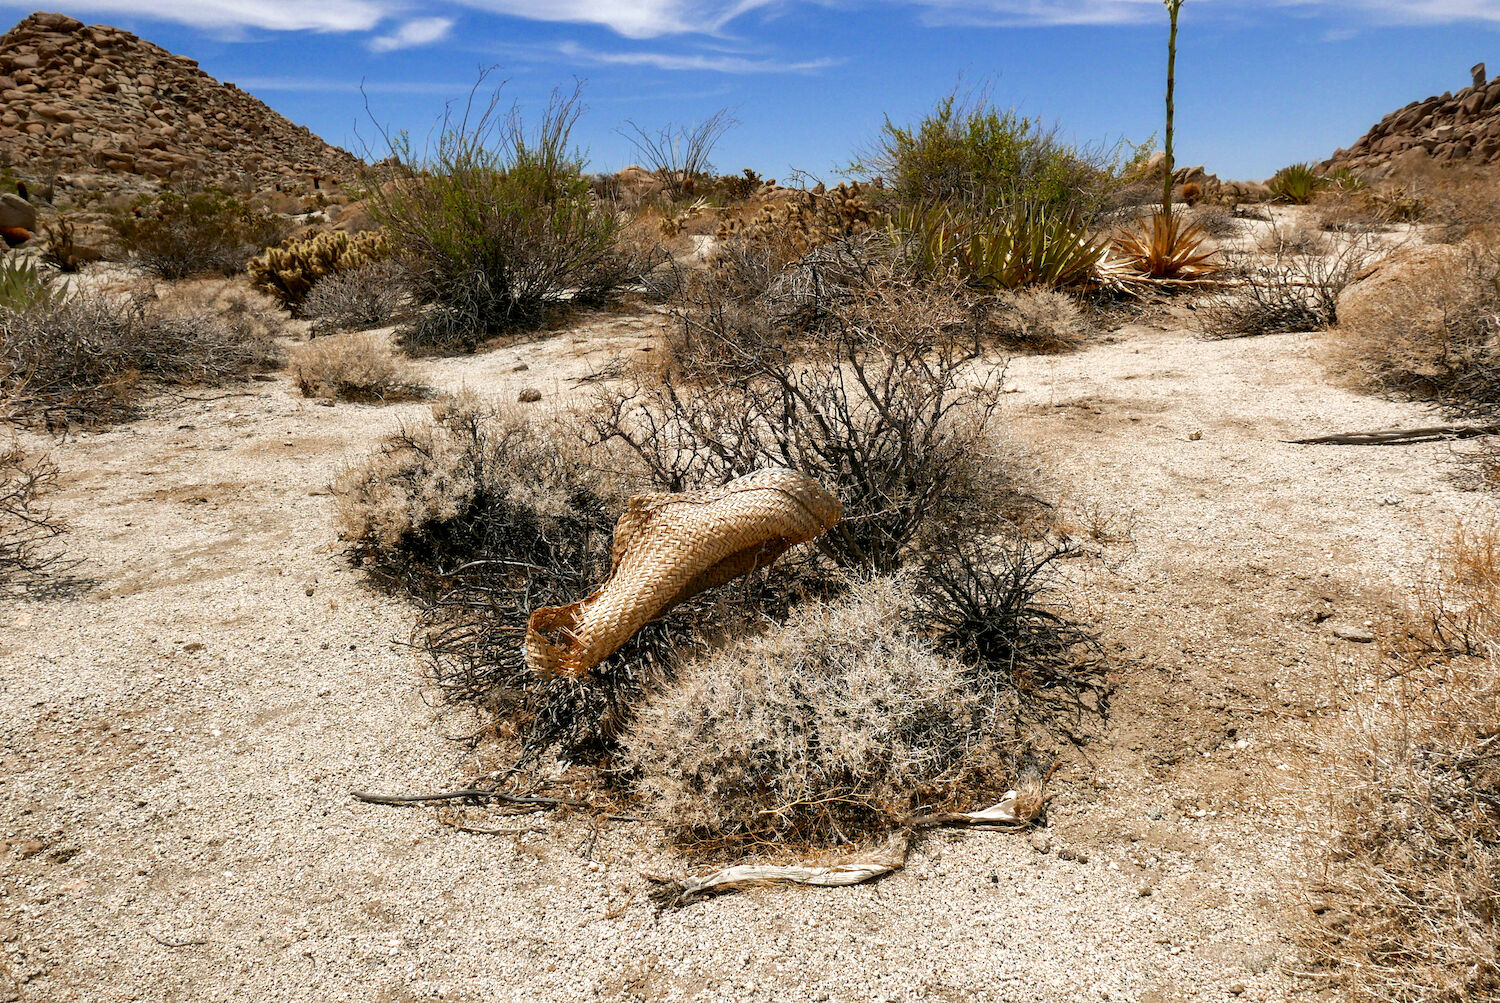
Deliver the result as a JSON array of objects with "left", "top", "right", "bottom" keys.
[
  {"left": 289, "top": 330, "right": 426, "bottom": 402},
  {"left": 1269, "top": 163, "right": 1327, "bottom": 205},
  {"left": 1298, "top": 524, "right": 1500, "bottom": 1001},
  {"left": 991, "top": 287, "right": 1092, "bottom": 351},
  {"left": 1326, "top": 167, "right": 1368, "bottom": 194},
  {"left": 624, "top": 577, "right": 1014, "bottom": 847},
  {"left": 618, "top": 110, "right": 737, "bottom": 202},
  {"left": 1326, "top": 238, "right": 1500, "bottom": 412},
  {"left": 107, "top": 186, "right": 289, "bottom": 279},
  {"left": 1200, "top": 227, "right": 1379, "bottom": 339},
  {"left": 39, "top": 216, "right": 101, "bottom": 273},
  {"left": 301, "top": 259, "right": 411, "bottom": 336},
  {"left": 1187, "top": 204, "right": 1240, "bottom": 239},
  {"left": 367, "top": 81, "right": 657, "bottom": 353},
  {"left": 893, "top": 200, "right": 1106, "bottom": 290},
  {"left": 591, "top": 281, "right": 1008, "bottom": 573},
  {"left": 0, "top": 438, "right": 73, "bottom": 598},
  {"left": 335, "top": 395, "right": 705, "bottom": 757},
  {"left": 0, "top": 254, "right": 63, "bottom": 311},
  {"left": 854, "top": 91, "right": 1135, "bottom": 218},
  {"left": 248, "top": 230, "right": 392, "bottom": 313},
  {"left": 0, "top": 286, "right": 280, "bottom": 425}
]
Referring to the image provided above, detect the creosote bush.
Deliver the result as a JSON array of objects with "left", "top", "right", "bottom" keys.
[
  {"left": 367, "top": 81, "right": 661, "bottom": 353},
  {"left": 108, "top": 186, "right": 289, "bottom": 279},
  {"left": 0, "top": 283, "right": 281, "bottom": 426},
  {"left": 289, "top": 330, "right": 427, "bottom": 402}
]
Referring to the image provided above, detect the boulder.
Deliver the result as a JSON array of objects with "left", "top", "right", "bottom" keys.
[
  {"left": 1336, "top": 244, "right": 1471, "bottom": 334},
  {"left": 0, "top": 192, "right": 37, "bottom": 229},
  {"left": 1474, "top": 62, "right": 1488, "bottom": 88}
]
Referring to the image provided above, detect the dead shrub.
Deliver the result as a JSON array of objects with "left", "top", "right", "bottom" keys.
[
  {"left": 1200, "top": 226, "right": 1381, "bottom": 339},
  {"left": 289, "top": 330, "right": 427, "bottom": 402},
  {"left": 335, "top": 394, "right": 697, "bottom": 759},
  {"left": 301, "top": 260, "right": 411, "bottom": 337},
  {"left": 1326, "top": 238, "right": 1500, "bottom": 414},
  {"left": 0, "top": 437, "right": 75, "bottom": 598},
  {"left": 624, "top": 577, "right": 1015, "bottom": 849},
  {"left": 590, "top": 281, "right": 1009, "bottom": 573},
  {"left": 1297, "top": 523, "right": 1500, "bottom": 1001},
  {"left": 0, "top": 285, "right": 281, "bottom": 426}
]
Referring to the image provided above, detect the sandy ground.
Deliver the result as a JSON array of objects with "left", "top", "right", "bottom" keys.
[{"left": 1, "top": 304, "right": 1495, "bottom": 1003}]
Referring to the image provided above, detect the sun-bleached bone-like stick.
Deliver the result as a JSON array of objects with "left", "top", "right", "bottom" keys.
[{"left": 525, "top": 468, "right": 841, "bottom": 679}]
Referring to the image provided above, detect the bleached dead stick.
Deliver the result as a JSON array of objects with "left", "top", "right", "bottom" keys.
[{"left": 646, "top": 791, "right": 1030, "bottom": 908}]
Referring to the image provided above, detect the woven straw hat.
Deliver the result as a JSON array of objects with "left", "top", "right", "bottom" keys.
[{"left": 525, "top": 468, "right": 841, "bottom": 678}]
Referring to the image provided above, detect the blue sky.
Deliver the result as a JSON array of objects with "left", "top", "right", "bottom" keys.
[{"left": 4, "top": 2, "right": 1499, "bottom": 181}]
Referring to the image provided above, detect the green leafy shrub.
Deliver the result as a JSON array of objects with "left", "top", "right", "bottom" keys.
[
  {"left": 893, "top": 200, "right": 1105, "bottom": 290},
  {"left": 367, "top": 81, "right": 657, "bottom": 353},
  {"left": 1269, "top": 163, "right": 1327, "bottom": 205},
  {"left": 108, "top": 186, "right": 289, "bottom": 279},
  {"left": 854, "top": 91, "right": 1139, "bottom": 218},
  {"left": 248, "top": 230, "right": 391, "bottom": 313}
]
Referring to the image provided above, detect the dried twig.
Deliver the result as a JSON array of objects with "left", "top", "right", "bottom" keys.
[{"left": 1290, "top": 422, "right": 1500, "bottom": 445}]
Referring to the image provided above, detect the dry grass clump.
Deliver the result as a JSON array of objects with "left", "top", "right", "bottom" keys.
[
  {"left": 1326, "top": 237, "right": 1500, "bottom": 414},
  {"left": 992, "top": 287, "right": 1092, "bottom": 352},
  {"left": 0, "top": 437, "right": 74, "bottom": 598},
  {"left": 1297, "top": 523, "right": 1500, "bottom": 1001},
  {"left": 0, "top": 284, "right": 281, "bottom": 426},
  {"left": 289, "top": 331, "right": 427, "bottom": 402},
  {"left": 301, "top": 260, "right": 410, "bottom": 337},
  {"left": 624, "top": 578, "right": 1012, "bottom": 849}
]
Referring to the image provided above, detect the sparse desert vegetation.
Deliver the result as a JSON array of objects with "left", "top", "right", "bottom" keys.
[{"left": 5, "top": 5, "right": 1500, "bottom": 1002}]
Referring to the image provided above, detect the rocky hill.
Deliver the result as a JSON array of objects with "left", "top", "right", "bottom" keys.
[
  {"left": 0, "top": 11, "right": 362, "bottom": 201},
  {"left": 1324, "top": 61, "right": 1500, "bottom": 177}
]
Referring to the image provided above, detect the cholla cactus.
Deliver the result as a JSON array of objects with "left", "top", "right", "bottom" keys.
[
  {"left": 248, "top": 229, "right": 390, "bottom": 312},
  {"left": 717, "top": 182, "right": 883, "bottom": 255}
]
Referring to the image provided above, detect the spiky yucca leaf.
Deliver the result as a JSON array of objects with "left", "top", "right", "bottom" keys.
[
  {"left": 1112, "top": 210, "right": 1218, "bottom": 280},
  {"left": 0, "top": 255, "right": 64, "bottom": 312},
  {"left": 894, "top": 201, "right": 1105, "bottom": 290},
  {"left": 1270, "top": 163, "right": 1326, "bottom": 205}
]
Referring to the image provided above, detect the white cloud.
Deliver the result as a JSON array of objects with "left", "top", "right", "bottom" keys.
[
  {"left": 452, "top": 0, "right": 773, "bottom": 38},
  {"left": 370, "top": 15, "right": 456, "bottom": 50},
  {"left": 0, "top": 0, "right": 393, "bottom": 32},
  {"left": 556, "top": 39, "right": 833, "bottom": 71},
  {"left": 904, "top": 0, "right": 1500, "bottom": 26}
]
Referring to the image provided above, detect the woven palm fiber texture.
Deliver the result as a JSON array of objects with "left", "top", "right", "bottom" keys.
[{"left": 525, "top": 468, "right": 841, "bottom": 678}]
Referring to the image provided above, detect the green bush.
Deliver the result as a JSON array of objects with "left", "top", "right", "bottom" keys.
[
  {"left": 368, "top": 81, "right": 656, "bottom": 353},
  {"left": 854, "top": 92, "right": 1138, "bottom": 218},
  {"left": 1270, "top": 163, "right": 1327, "bottom": 205},
  {"left": 108, "top": 186, "right": 289, "bottom": 279},
  {"left": 893, "top": 200, "right": 1105, "bottom": 290}
]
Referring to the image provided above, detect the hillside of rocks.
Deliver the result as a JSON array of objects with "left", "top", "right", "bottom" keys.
[
  {"left": 0, "top": 11, "right": 362, "bottom": 203},
  {"left": 1323, "top": 61, "right": 1500, "bottom": 177}
]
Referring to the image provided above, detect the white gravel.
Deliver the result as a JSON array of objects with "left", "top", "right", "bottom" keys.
[{"left": 1, "top": 308, "right": 1493, "bottom": 1002}]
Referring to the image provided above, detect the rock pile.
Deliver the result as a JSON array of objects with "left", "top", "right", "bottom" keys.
[
  {"left": 1323, "top": 62, "right": 1500, "bottom": 176},
  {"left": 0, "top": 11, "right": 361, "bottom": 198}
]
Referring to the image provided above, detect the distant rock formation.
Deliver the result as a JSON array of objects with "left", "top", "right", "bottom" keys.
[
  {"left": 1323, "top": 62, "right": 1500, "bottom": 176},
  {"left": 0, "top": 11, "right": 362, "bottom": 199}
]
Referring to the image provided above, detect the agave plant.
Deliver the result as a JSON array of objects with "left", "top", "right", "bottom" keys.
[
  {"left": 1112, "top": 210, "right": 1218, "bottom": 280},
  {"left": 894, "top": 200, "right": 1105, "bottom": 290},
  {"left": 1269, "top": 163, "right": 1327, "bottom": 205},
  {"left": 0, "top": 254, "right": 64, "bottom": 312},
  {"left": 1327, "top": 167, "right": 1368, "bottom": 194}
]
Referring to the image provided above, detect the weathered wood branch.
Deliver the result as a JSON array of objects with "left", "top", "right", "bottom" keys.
[{"left": 1289, "top": 423, "right": 1500, "bottom": 446}]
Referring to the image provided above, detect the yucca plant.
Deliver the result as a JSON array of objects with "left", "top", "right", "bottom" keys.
[
  {"left": 1327, "top": 167, "right": 1368, "bottom": 194},
  {"left": 0, "top": 255, "right": 64, "bottom": 312},
  {"left": 1270, "top": 163, "right": 1327, "bottom": 205},
  {"left": 895, "top": 201, "right": 1105, "bottom": 289},
  {"left": 1113, "top": 210, "right": 1218, "bottom": 279}
]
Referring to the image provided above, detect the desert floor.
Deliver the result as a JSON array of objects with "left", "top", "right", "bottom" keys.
[{"left": 2, "top": 304, "right": 1494, "bottom": 1003}]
